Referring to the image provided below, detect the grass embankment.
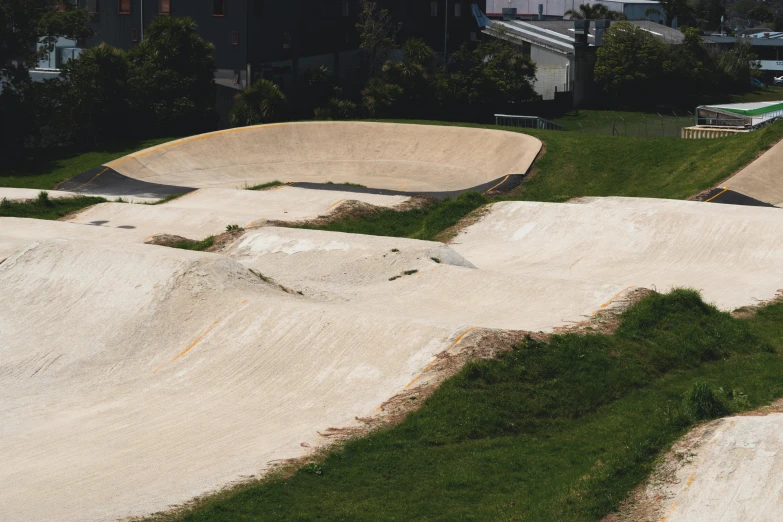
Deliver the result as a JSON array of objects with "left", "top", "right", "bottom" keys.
[
  {"left": 174, "top": 290, "right": 783, "bottom": 521},
  {"left": 0, "top": 137, "right": 177, "bottom": 190},
  {"left": 167, "top": 236, "right": 216, "bottom": 251},
  {"left": 0, "top": 192, "right": 106, "bottom": 220},
  {"left": 300, "top": 120, "right": 783, "bottom": 239}
]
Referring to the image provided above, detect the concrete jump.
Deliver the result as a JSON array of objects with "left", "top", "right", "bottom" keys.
[
  {"left": 69, "top": 122, "right": 541, "bottom": 198},
  {"left": 712, "top": 138, "right": 783, "bottom": 207}
]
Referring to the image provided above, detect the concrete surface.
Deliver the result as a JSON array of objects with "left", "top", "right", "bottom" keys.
[
  {"left": 657, "top": 414, "right": 783, "bottom": 522},
  {"left": 5, "top": 194, "right": 783, "bottom": 521},
  {"left": 451, "top": 200, "right": 783, "bottom": 311},
  {"left": 0, "top": 239, "right": 462, "bottom": 522},
  {"left": 720, "top": 138, "right": 783, "bottom": 207},
  {"left": 223, "top": 227, "right": 628, "bottom": 331},
  {"left": 103, "top": 122, "right": 542, "bottom": 192}
]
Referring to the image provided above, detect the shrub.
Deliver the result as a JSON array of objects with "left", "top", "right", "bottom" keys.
[
  {"left": 229, "top": 79, "right": 286, "bottom": 127},
  {"left": 684, "top": 382, "right": 729, "bottom": 420}
]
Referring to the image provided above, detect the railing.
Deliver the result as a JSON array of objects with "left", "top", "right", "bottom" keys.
[{"left": 494, "top": 114, "right": 564, "bottom": 131}]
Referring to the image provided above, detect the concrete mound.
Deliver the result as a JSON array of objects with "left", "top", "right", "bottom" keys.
[
  {"left": 225, "top": 227, "right": 628, "bottom": 331},
  {"left": 103, "top": 122, "right": 542, "bottom": 193},
  {"left": 631, "top": 413, "right": 783, "bottom": 522},
  {"left": 719, "top": 138, "right": 783, "bottom": 207},
  {"left": 0, "top": 238, "right": 463, "bottom": 522},
  {"left": 451, "top": 200, "right": 783, "bottom": 310}
]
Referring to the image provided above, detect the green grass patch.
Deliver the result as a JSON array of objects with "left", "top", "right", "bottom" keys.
[
  {"left": 300, "top": 191, "right": 488, "bottom": 240},
  {"left": 173, "top": 289, "right": 783, "bottom": 521},
  {"left": 326, "top": 181, "right": 367, "bottom": 188},
  {"left": 0, "top": 191, "right": 106, "bottom": 220},
  {"left": 143, "top": 193, "right": 186, "bottom": 205},
  {"left": 247, "top": 181, "right": 285, "bottom": 191},
  {"left": 168, "top": 236, "right": 216, "bottom": 251},
  {"left": 0, "top": 137, "right": 178, "bottom": 190}
]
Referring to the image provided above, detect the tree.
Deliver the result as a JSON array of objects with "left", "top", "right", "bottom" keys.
[
  {"left": 229, "top": 79, "right": 286, "bottom": 127},
  {"left": 126, "top": 16, "right": 216, "bottom": 135},
  {"left": 356, "top": 0, "right": 400, "bottom": 77},
  {"left": 434, "top": 39, "right": 539, "bottom": 121},
  {"left": 565, "top": 3, "right": 626, "bottom": 20},
  {"left": 376, "top": 38, "right": 435, "bottom": 118},
  {"left": 644, "top": 0, "right": 694, "bottom": 27},
  {"left": 746, "top": 5, "right": 773, "bottom": 22},
  {"left": 59, "top": 44, "right": 130, "bottom": 142},
  {"left": 695, "top": 0, "right": 725, "bottom": 31}
]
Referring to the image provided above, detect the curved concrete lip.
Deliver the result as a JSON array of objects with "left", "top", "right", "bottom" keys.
[
  {"left": 61, "top": 122, "right": 542, "bottom": 199},
  {"left": 713, "top": 137, "right": 783, "bottom": 207}
]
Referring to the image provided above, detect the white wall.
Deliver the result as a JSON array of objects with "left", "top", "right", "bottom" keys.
[
  {"left": 530, "top": 46, "right": 571, "bottom": 99},
  {"left": 487, "top": 0, "right": 665, "bottom": 21}
]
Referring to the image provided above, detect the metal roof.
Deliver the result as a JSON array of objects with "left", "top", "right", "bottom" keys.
[
  {"left": 704, "top": 35, "right": 783, "bottom": 46},
  {"left": 487, "top": 19, "right": 685, "bottom": 54}
]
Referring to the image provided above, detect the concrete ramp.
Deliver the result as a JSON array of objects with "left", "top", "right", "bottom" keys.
[
  {"left": 451, "top": 200, "right": 783, "bottom": 310},
  {"left": 713, "top": 138, "right": 783, "bottom": 207},
  {"left": 100, "top": 122, "right": 541, "bottom": 194},
  {"left": 0, "top": 239, "right": 463, "bottom": 522}
]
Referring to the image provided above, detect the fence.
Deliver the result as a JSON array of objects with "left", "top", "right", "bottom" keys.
[
  {"left": 494, "top": 114, "right": 564, "bottom": 131},
  {"left": 563, "top": 113, "right": 694, "bottom": 138}
]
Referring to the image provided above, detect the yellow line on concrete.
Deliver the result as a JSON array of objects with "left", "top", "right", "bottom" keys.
[
  {"left": 326, "top": 198, "right": 347, "bottom": 211},
  {"left": 153, "top": 320, "right": 219, "bottom": 373},
  {"left": 484, "top": 174, "right": 510, "bottom": 194},
  {"left": 404, "top": 326, "right": 480, "bottom": 389},
  {"left": 73, "top": 167, "right": 109, "bottom": 191},
  {"left": 704, "top": 186, "right": 730, "bottom": 203},
  {"left": 400, "top": 182, "right": 409, "bottom": 190},
  {"left": 599, "top": 286, "right": 634, "bottom": 309}
]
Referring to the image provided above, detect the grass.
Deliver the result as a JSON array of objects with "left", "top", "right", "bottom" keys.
[
  {"left": 168, "top": 236, "right": 215, "bottom": 251},
  {"left": 300, "top": 191, "right": 488, "bottom": 240},
  {"left": 173, "top": 290, "right": 783, "bottom": 521},
  {"left": 723, "top": 85, "right": 783, "bottom": 104},
  {"left": 0, "top": 137, "right": 178, "bottom": 190},
  {"left": 247, "top": 181, "right": 285, "bottom": 191},
  {"left": 326, "top": 181, "right": 367, "bottom": 188},
  {"left": 144, "top": 193, "right": 186, "bottom": 205},
  {"left": 0, "top": 191, "right": 106, "bottom": 220}
]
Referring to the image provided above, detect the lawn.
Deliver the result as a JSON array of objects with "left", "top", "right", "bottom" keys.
[
  {"left": 0, "top": 191, "right": 106, "bottom": 220},
  {"left": 172, "top": 290, "right": 783, "bottom": 522},
  {"left": 0, "top": 137, "right": 177, "bottom": 190}
]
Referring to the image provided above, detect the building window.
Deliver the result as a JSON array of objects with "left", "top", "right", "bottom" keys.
[
  {"left": 430, "top": 1, "right": 437, "bottom": 16},
  {"left": 455, "top": 3, "right": 461, "bottom": 16},
  {"left": 131, "top": 28, "right": 138, "bottom": 42},
  {"left": 87, "top": 0, "right": 98, "bottom": 14},
  {"left": 341, "top": 1, "right": 349, "bottom": 17},
  {"left": 232, "top": 31, "right": 239, "bottom": 45},
  {"left": 213, "top": 0, "right": 225, "bottom": 16},
  {"left": 119, "top": 0, "right": 130, "bottom": 14},
  {"left": 159, "top": 0, "right": 170, "bottom": 15}
]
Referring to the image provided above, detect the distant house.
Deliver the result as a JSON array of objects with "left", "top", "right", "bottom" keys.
[
  {"left": 485, "top": 19, "right": 684, "bottom": 105},
  {"left": 704, "top": 32, "right": 783, "bottom": 83}
]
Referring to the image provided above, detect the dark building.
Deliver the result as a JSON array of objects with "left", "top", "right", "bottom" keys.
[{"left": 82, "top": 0, "right": 487, "bottom": 89}]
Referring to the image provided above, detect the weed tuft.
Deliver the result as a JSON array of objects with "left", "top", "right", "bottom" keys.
[
  {"left": 430, "top": 257, "right": 441, "bottom": 263},
  {"left": 225, "top": 224, "right": 242, "bottom": 232},
  {"left": 683, "top": 382, "right": 729, "bottom": 420}
]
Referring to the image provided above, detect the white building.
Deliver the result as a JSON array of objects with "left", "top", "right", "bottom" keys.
[{"left": 486, "top": 0, "right": 667, "bottom": 24}]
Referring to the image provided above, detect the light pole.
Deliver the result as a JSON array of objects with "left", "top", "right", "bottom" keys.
[{"left": 444, "top": 0, "right": 449, "bottom": 61}]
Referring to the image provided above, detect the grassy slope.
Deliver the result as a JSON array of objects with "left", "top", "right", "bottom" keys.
[
  {"left": 0, "top": 137, "right": 177, "bottom": 190},
  {"left": 300, "top": 120, "right": 783, "bottom": 239},
  {"left": 175, "top": 290, "right": 783, "bottom": 522},
  {"left": 0, "top": 192, "right": 106, "bottom": 220}
]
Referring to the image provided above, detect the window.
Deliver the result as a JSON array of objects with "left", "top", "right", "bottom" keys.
[
  {"left": 341, "top": 1, "right": 349, "bottom": 16},
  {"left": 159, "top": 0, "right": 170, "bottom": 15},
  {"left": 454, "top": 3, "right": 461, "bottom": 16},
  {"left": 119, "top": 0, "right": 130, "bottom": 14},
  {"left": 232, "top": 31, "right": 239, "bottom": 45},
  {"left": 87, "top": 0, "right": 98, "bottom": 14},
  {"left": 212, "top": 0, "right": 225, "bottom": 16},
  {"left": 430, "top": 1, "right": 437, "bottom": 16},
  {"left": 131, "top": 28, "right": 138, "bottom": 42}
]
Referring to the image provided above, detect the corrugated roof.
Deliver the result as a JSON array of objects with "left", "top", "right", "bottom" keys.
[{"left": 487, "top": 19, "right": 685, "bottom": 54}]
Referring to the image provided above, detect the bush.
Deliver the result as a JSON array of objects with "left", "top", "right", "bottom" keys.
[
  {"left": 684, "top": 382, "right": 729, "bottom": 420},
  {"left": 229, "top": 79, "right": 287, "bottom": 127}
]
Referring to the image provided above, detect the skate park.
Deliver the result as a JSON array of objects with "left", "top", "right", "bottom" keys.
[{"left": 3, "top": 121, "right": 783, "bottom": 521}]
